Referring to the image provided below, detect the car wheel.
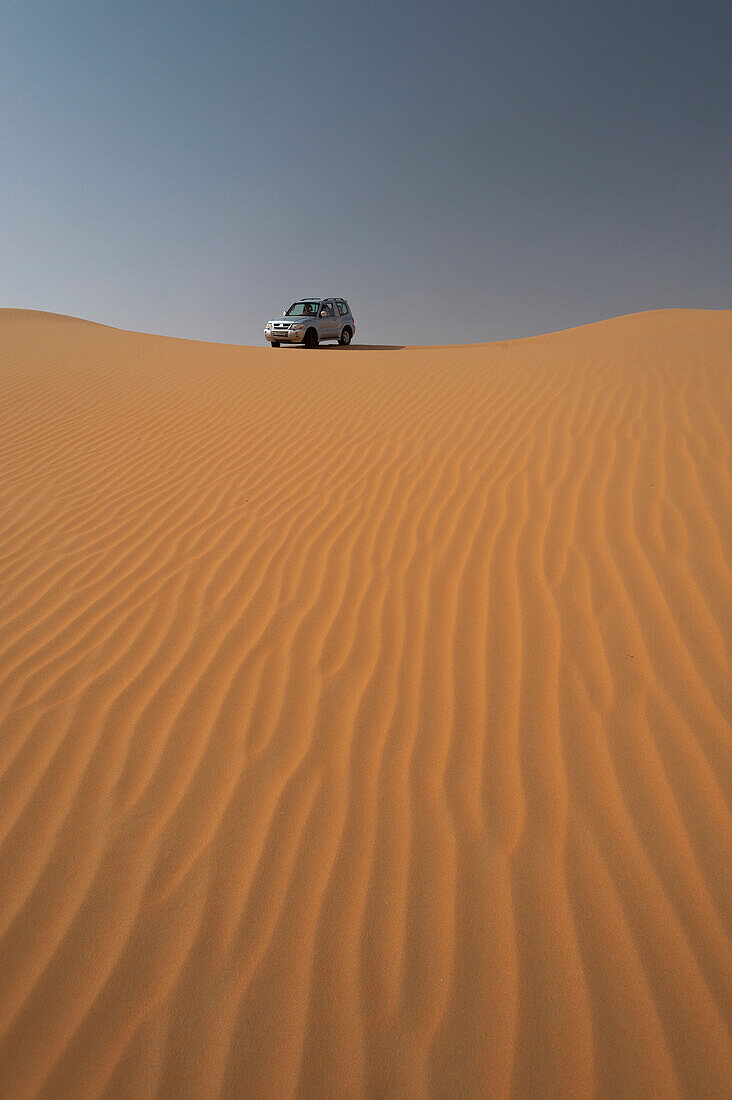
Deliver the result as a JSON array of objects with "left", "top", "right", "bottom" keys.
[
  {"left": 271, "top": 340, "right": 280, "bottom": 347},
  {"left": 304, "top": 328, "right": 319, "bottom": 349},
  {"left": 339, "top": 326, "right": 352, "bottom": 346}
]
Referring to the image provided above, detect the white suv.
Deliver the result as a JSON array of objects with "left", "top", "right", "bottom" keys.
[{"left": 265, "top": 298, "right": 355, "bottom": 348}]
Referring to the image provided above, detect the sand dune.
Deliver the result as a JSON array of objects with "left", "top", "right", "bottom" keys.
[{"left": 0, "top": 307, "right": 730, "bottom": 1098}]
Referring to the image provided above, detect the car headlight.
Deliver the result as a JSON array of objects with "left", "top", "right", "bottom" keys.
[{"left": 291, "top": 323, "right": 304, "bottom": 331}]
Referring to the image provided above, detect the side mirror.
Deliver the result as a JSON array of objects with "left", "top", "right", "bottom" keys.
[
  {"left": 320, "top": 310, "right": 327, "bottom": 317},
  {"left": 283, "top": 311, "right": 287, "bottom": 316}
]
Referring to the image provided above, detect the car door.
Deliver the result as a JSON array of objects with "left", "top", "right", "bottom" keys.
[
  {"left": 320, "top": 299, "right": 338, "bottom": 339},
  {"left": 336, "top": 299, "right": 351, "bottom": 334}
]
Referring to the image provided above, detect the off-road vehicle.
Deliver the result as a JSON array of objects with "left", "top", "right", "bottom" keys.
[{"left": 264, "top": 298, "right": 355, "bottom": 348}]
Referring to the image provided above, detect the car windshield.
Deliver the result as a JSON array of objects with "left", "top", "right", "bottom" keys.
[{"left": 286, "top": 300, "right": 320, "bottom": 317}]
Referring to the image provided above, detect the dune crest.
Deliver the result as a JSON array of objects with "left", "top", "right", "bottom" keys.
[{"left": 0, "top": 308, "right": 730, "bottom": 1098}]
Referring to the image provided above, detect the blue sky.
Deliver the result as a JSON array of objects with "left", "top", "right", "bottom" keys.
[{"left": 2, "top": 0, "right": 730, "bottom": 344}]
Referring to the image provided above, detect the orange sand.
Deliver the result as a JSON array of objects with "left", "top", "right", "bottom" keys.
[{"left": 0, "top": 308, "right": 730, "bottom": 1098}]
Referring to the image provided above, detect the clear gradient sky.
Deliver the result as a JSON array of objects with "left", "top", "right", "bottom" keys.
[{"left": 2, "top": 1, "right": 730, "bottom": 345}]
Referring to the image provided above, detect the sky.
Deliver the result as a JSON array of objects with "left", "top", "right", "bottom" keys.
[{"left": 1, "top": 0, "right": 730, "bottom": 345}]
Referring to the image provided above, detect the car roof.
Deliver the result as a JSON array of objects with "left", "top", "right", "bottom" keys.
[{"left": 296, "top": 296, "right": 349, "bottom": 304}]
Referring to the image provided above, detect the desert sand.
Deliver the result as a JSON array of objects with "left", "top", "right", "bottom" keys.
[{"left": 0, "top": 307, "right": 730, "bottom": 1098}]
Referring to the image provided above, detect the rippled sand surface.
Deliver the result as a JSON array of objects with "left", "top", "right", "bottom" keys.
[{"left": 0, "top": 308, "right": 730, "bottom": 1098}]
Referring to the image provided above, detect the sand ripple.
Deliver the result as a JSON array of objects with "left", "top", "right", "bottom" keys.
[{"left": 0, "top": 308, "right": 730, "bottom": 1098}]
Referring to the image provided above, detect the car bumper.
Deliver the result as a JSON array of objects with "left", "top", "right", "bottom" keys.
[{"left": 265, "top": 329, "right": 305, "bottom": 343}]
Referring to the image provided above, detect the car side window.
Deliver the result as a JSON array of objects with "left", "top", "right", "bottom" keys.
[
  {"left": 323, "top": 301, "right": 335, "bottom": 317},
  {"left": 337, "top": 301, "right": 347, "bottom": 316}
]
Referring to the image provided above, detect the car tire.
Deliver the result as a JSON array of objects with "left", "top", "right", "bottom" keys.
[
  {"left": 304, "top": 328, "right": 319, "bottom": 349},
  {"left": 271, "top": 340, "right": 280, "bottom": 347},
  {"left": 339, "top": 326, "right": 353, "bottom": 346}
]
